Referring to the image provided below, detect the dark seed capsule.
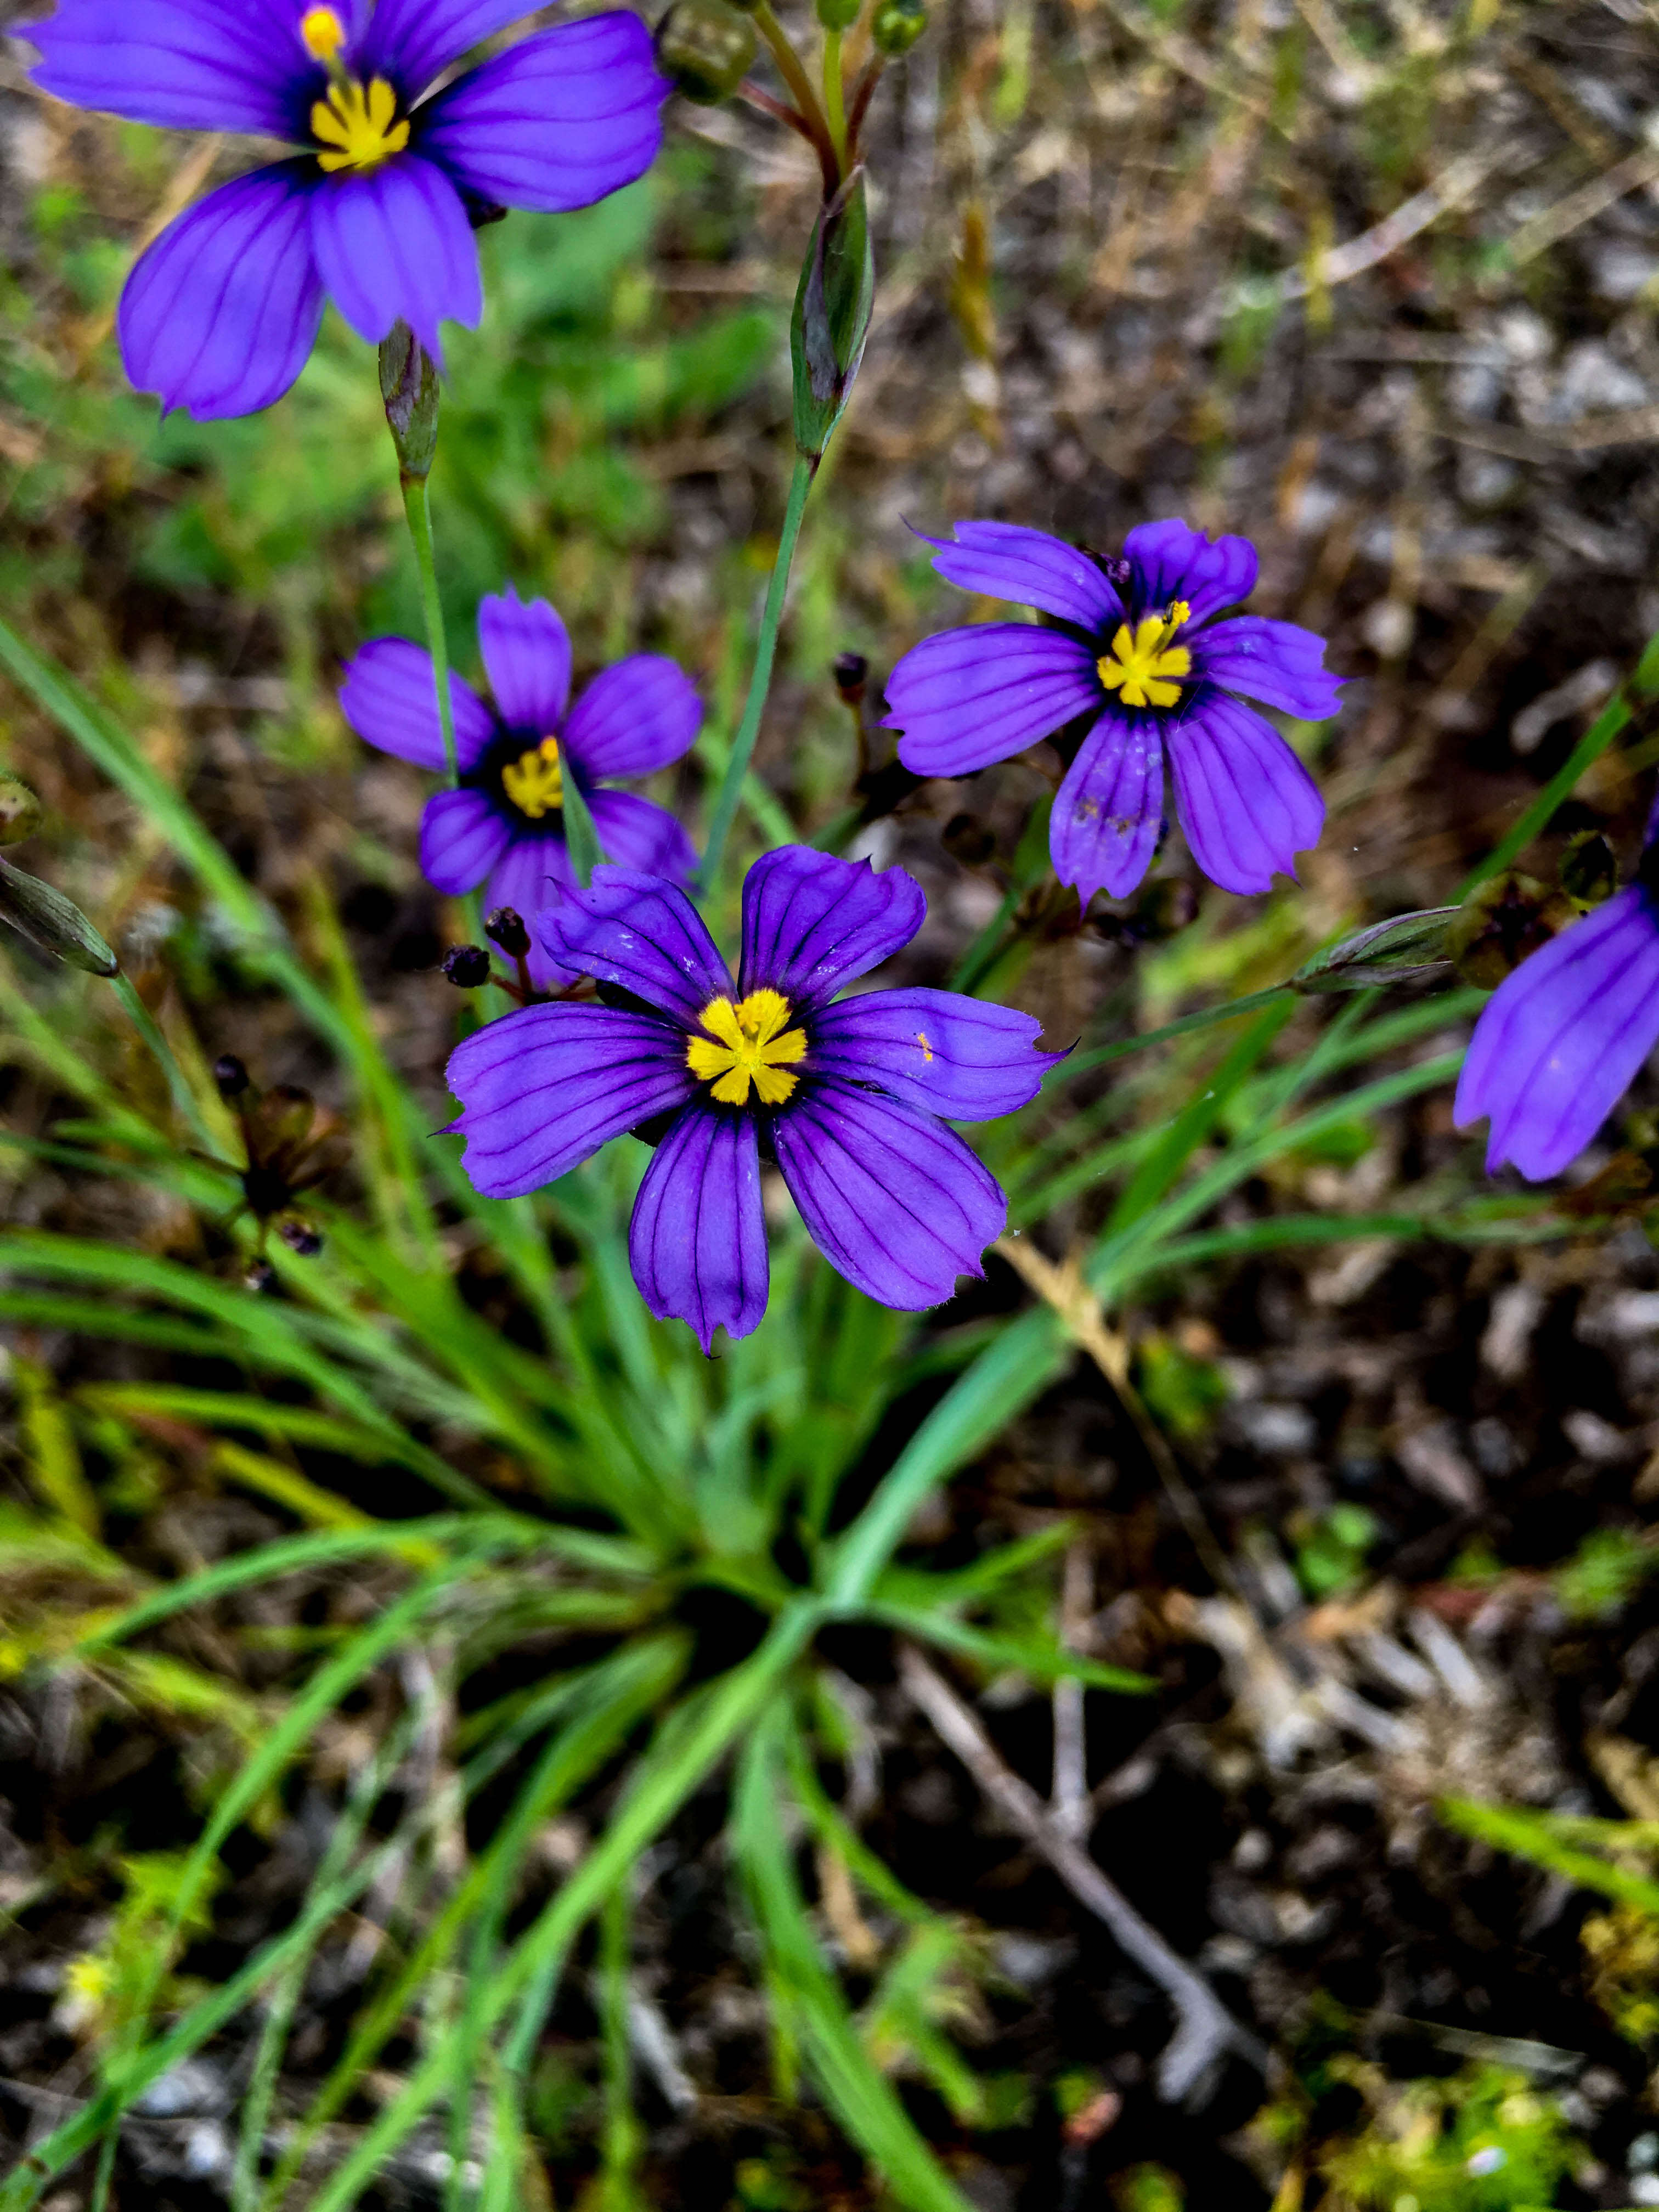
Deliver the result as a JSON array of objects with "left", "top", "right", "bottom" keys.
[
  {"left": 941, "top": 812, "right": 997, "bottom": 865},
  {"left": 1560, "top": 829, "right": 1617, "bottom": 907},
  {"left": 654, "top": 0, "right": 758, "bottom": 102},
  {"left": 1446, "top": 871, "right": 1574, "bottom": 989},
  {"left": 832, "top": 652, "right": 868, "bottom": 705},
  {"left": 244, "top": 1257, "right": 278, "bottom": 1294},
  {"left": 442, "top": 943, "right": 492, "bottom": 988},
  {"left": 213, "top": 1054, "right": 250, "bottom": 1099},
  {"left": 483, "top": 906, "right": 531, "bottom": 958},
  {"left": 276, "top": 1218, "right": 324, "bottom": 1258}
]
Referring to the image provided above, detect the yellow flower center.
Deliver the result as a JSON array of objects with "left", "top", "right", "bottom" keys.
[
  {"left": 686, "top": 989, "right": 808, "bottom": 1108},
  {"left": 300, "top": 5, "right": 347, "bottom": 61},
  {"left": 311, "top": 72, "right": 410, "bottom": 175},
  {"left": 1097, "top": 600, "right": 1192, "bottom": 710},
  {"left": 500, "top": 737, "right": 565, "bottom": 820}
]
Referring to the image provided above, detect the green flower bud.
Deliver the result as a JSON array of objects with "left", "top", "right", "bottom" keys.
[
  {"left": 654, "top": 0, "right": 758, "bottom": 103},
  {"left": 817, "top": 0, "right": 861, "bottom": 27},
  {"left": 1291, "top": 906, "right": 1459, "bottom": 994},
  {"left": 378, "top": 321, "right": 440, "bottom": 486},
  {"left": 0, "top": 855, "right": 117, "bottom": 975},
  {"left": 791, "top": 166, "right": 874, "bottom": 460},
  {"left": 0, "top": 776, "right": 42, "bottom": 848},
  {"left": 1560, "top": 828, "right": 1618, "bottom": 907},
  {"left": 871, "top": 0, "right": 925, "bottom": 54}
]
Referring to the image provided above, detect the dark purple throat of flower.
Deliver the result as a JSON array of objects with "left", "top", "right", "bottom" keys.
[{"left": 300, "top": 6, "right": 409, "bottom": 173}]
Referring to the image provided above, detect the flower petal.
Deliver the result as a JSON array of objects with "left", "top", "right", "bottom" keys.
[
  {"left": 629, "top": 1105, "right": 768, "bottom": 1352},
  {"left": 445, "top": 1002, "right": 693, "bottom": 1199},
  {"left": 118, "top": 165, "right": 323, "bottom": 422},
  {"left": 357, "top": 0, "right": 534, "bottom": 97},
  {"left": 419, "top": 788, "right": 510, "bottom": 896},
  {"left": 885, "top": 625, "right": 1101, "bottom": 777},
  {"left": 918, "top": 520, "right": 1126, "bottom": 631},
  {"left": 772, "top": 1081, "right": 1006, "bottom": 1311},
  {"left": 1166, "top": 691, "right": 1324, "bottom": 895},
  {"left": 587, "top": 791, "right": 697, "bottom": 884},
  {"left": 810, "top": 989, "right": 1062, "bottom": 1120},
  {"left": 337, "top": 637, "right": 495, "bottom": 771},
  {"left": 538, "top": 866, "right": 731, "bottom": 1024},
  {"left": 21, "top": 0, "right": 310, "bottom": 134},
  {"left": 1454, "top": 887, "right": 1659, "bottom": 1181},
  {"left": 1124, "top": 518, "right": 1257, "bottom": 625},
  {"left": 563, "top": 656, "right": 702, "bottom": 777},
  {"left": 739, "top": 846, "right": 923, "bottom": 1007},
  {"left": 1197, "top": 617, "right": 1344, "bottom": 721},
  {"left": 308, "top": 153, "right": 480, "bottom": 364},
  {"left": 417, "top": 16, "right": 666, "bottom": 215},
  {"left": 476, "top": 585, "right": 571, "bottom": 733},
  {"left": 1049, "top": 708, "right": 1165, "bottom": 906},
  {"left": 483, "top": 831, "right": 575, "bottom": 988}
]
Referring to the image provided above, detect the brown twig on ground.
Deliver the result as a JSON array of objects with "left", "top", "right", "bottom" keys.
[{"left": 896, "top": 1644, "right": 1269, "bottom": 2104}]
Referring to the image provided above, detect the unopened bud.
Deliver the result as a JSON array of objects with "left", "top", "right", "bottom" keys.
[
  {"left": 1446, "top": 872, "right": 1573, "bottom": 990},
  {"left": 244, "top": 1257, "right": 278, "bottom": 1295},
  {"left": 654, "top": 0, "right": 757, "bottom": 102},
  {"left": 817, "top": 0, "right": 860, "bottom": 26},
  {"left": 1560, "top": 830, "right": 1617, "bottom": 907},
  {"left": 276, "top": 1218, "right": 324, "bottom": 1257},
  {"left": 871, "top": 0, "right": 926, "bottom": 54},
  {"left": 442, "top": 943, "right": 492, "bottom": 988},
  {"left": 484, "top": 907, "right": 531, "bottom": 958},
  {"left": 941, "top": 812, "right": 997, "bottom": 865},
  {"left": 379, "top": 320, "right": 440, "bottom": 486},
  {"left": 213, "top": 1053, "right": 250, "bottom": 1099},
  {"left": 0, "top": 776, "right": 42, "bottom": 847},
  {"left": 832, "top": 652, "right": 868, "bottom": 705},
  {"left": 1291, "top": 906, "right": 1458, "bottom": 994},
  {"left": 0, "top": 855, "right": 117, "bottom": 975}
]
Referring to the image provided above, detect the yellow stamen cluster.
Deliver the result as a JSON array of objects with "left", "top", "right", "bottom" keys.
[
  {"left": 501, "top": 737, "right": 565, "bottom": 820},
  {"left": 300, "top": 5, "right": 346, "bottom": 61},
  {"left": 1097, "top": 599, "right": 1193, "bottom": 710},
  {"left": 311, "top": 74, "right": 410, "bottom": 174},
  {"left": 686, "top": 990, "right": 808, "bottom": 1108}
]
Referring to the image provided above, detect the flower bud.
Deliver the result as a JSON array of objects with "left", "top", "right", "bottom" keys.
[
  {"left": 817, "top": 0, "right": 860, "bottom": 26},
  {"left": 0, "top": 856, "right": 117, "bottom": 975},
  {"left": 0, "top": 776, "right": 42, "bottom": 847},
  {"left": 654, "top": 0, "right": 758, "bottom": 103},
  {"left": 1291, "top": 906, "right": 1458, "bottom": 994},
  {"left": 484, "top": 907, "right": 532, "bottom": 958},
  {"left": 941, "top": 812, "right": 996, "bottom": 865},
  {"left": 791, "top": 167, "right": 874, "bottom": 461},
  {"left": 379, "top": 320, "right": 440, "bottom": 486},
  {"left": 1445, "top": 873, "right": 1574, "bottom": 990},
  {"left": 871, "top": 0, "right": 926, "bottom": 54},
  {"left": 442, "top": 943, "right": 492, "bottom": 988},
  {"left": 244, "top": 1257, "right": 278, "bottom": 1295},
  {"left": 213, "top": 1053, "right": 251, "bottom": 1099},
  {"left": 832, "top": 652, "right": 868, "bottom": 706},
  {"left": 1560, "top": 829, "right": 1617, "bottom": 908},
  {"left": 276, "top": 1218, "right": 324, "bottom": 1257}
]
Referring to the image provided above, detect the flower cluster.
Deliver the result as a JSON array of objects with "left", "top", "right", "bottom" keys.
[{"left": 21, "top": 0, "right": 667, "bottom": 418}]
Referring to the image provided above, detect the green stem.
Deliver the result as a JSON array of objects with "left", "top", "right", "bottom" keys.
[
  {"left": 697, "top": 454, "right": 815, "bottom": 897},
  {"left": 822, "top": 27, "right": 848, "bottom": 167},
  {"left": 109, "top": 971, "right": 218, "bottom": 1154},
  {"left": 1050, "top": 983, "right": 1297, "bottom": 1090},
  {"left": 754, "top": 2, "right": 837, "bottom": 178},
  {"left": 402, "top": 477, "right": 459, "bottom": 791}
]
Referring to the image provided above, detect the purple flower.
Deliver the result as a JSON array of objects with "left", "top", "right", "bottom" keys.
[
  {"left": 444, "top": 845, "right": 1062, "bottom": 1348},
  {"left": 340, "top": 584, "right": 701, "bottom": 986},
  {"left": 1455, "top": 851, "right": 1659, "bottom": 1182},
  {"left": 20, "top": 0, "right": 667, "bottom": 419},
  {"left": 883, "top": 518, "right": 1344, "bottom": 907}
]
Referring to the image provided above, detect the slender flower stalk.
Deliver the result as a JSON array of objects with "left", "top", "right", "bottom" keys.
[
  {"left": 110, "top": 972, "right": 218, "bottom": 1154},
  {"left": 697, "top": 454, "right": 815, "bottom": 896},
  {"left": 821, "top": 27, "right": 848, "bottom": 168},
  {"left": 401, "top": 478, "right": 460, "bottom": 791}
]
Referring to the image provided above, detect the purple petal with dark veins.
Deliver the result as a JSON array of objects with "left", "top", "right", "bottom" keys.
[
  {"left": 357, "top": 0, "right": 534, "bottom": 97},
  {"left": 118, "top": 165, "right": 323, "bottom": 422},
  {"left": 537, "top": 866, "right": 731, "bottom": 1023},
  {"left": 308, "top": 153, "right": 480, "bottom": 364},
  {"left": 417, "top": 16, "right": 665, "bottom": 215},
  {"left": 1049, "top": 707, "right": 1165, "bottom": 906},
  {"left": 738, "top": 846, "right": 923, "bottom": 1007},
  {"left": 629, "top": 1104, "right": 768, "bottom": 1352},
  {"left": 337, "top": 637, "right": 495, "bottom": 772},
  {"left": 1455, "top": 885, "right": 1659, "bottom": 1181},
  {"left": 772, "top": 1080, "right": 1007, "bottom": 1311},
  {"left": 21, "top": 0, "right": 311, "bottom": 135},
  {"left": 1196, "top": 616, "right": 1345, "bottom": 721},
  {"left": 587, "top": 791, "right": 697, "bottom": 884},
  {"left": 419, "top": 788, "right": 510, "bottom": 896},
  {"left": 1166, "top": 691, "right": 1324, "bottom": 895},
  {"left": 885, "top": 625, "right": 1102, "bottom": 777},
  {"left": 917, "top": 520, "right": 1126, "bottom": 631},
  {"left": 1123, "top": 518, "right": 1258, "bottom": 625},
  {"left": 445, "top": 1001, "right": 693, "bottom": 1199},
  {"left": 810, "top": 989, "right": 1063, "bottom": 1120},
  {"left": 563, "top": 656, "right": 702, "bottom": 778},
  {"left": 477, "top": 585, "right": 571, "bottom": 735}
]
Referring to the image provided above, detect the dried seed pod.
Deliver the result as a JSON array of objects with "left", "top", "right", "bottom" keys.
[
  {"left": 832, "top": 652, "right": 868, "bottom": 705},
  {"left": 654, "top": 0, "right": 757, "bottom": 102},
  {"left": 1560, "top": 829, "right": 1618, "bottom": 908},
  {"left": 213, "top": 1054, "right": 251, "bottom": 1099},
  {"left": 1446, "top": 872, "right": 1574, "bottom": 990},
  {"left": 483, "top": 906, "right": 532, "bottom": 958},
  {"left": 276, "top": 1218, "right": 324, "bottom": 1257},
  {"left": 442, "top": 943, "right": 492, "bottom": 988}
]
